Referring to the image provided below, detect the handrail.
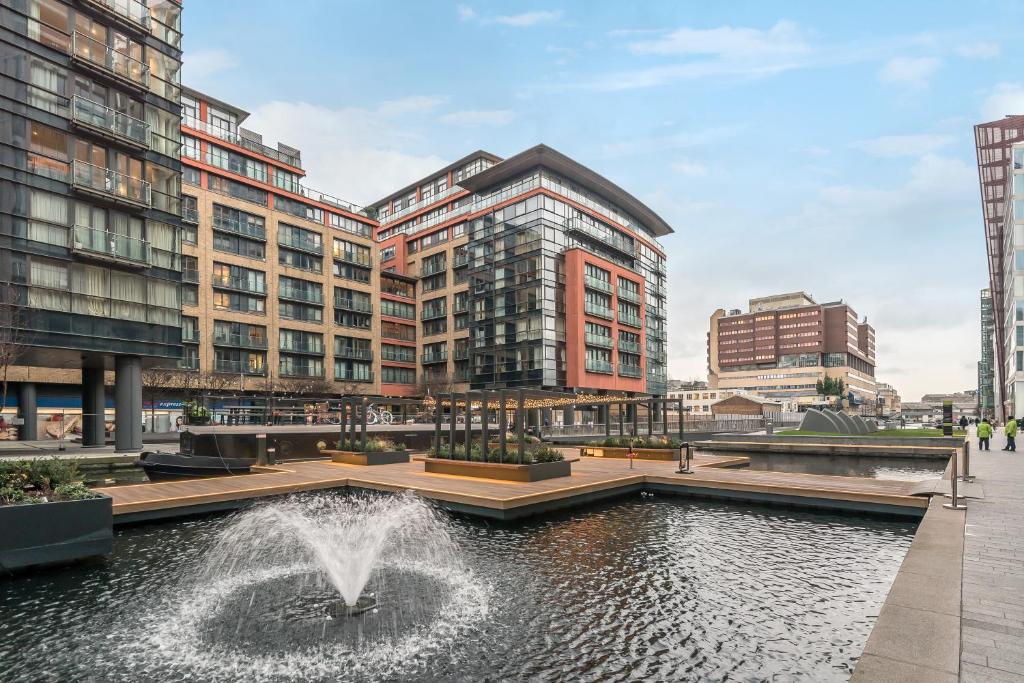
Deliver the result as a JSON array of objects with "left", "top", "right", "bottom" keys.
[
  {"left": 71, "top": 225, "right": 150, "bottom": 264},
  {"left": 379, "top": 184, "right": 467, "bottom": 225},
  {"left": 71, "top": 160, "right": 151, "bottom": 206},
  {"left": 85, "top": 0, "right": 150, "bottom": 29},
  {"left": 71, "top": 32, "right": 149, "bottom": 88},
  {"left": 183, "top": 116, "right": 302, "bottom": 168},
  {"left": 71, "top": 95, "right": 149, "bottom": 145}
]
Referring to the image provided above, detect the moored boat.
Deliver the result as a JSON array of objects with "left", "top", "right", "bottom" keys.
[{"left": 136, "top": 451, "right": 254, "bottom": 481}]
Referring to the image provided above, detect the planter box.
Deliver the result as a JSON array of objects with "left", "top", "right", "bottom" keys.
[
  {"left": 424, "top": 457, "right": 572, "bottom": 482},
  {"left": 0, "top": 494, "right": 112, "bottom": 572},
  {"left": 580, "top": 446, "right": 679, "bottom": 461},
  {"left": 327, "top": 450, "right": 410, "bottom": 466}
]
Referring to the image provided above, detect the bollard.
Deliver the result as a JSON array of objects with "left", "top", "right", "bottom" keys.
[
  {"left": 943, "top": 446, "right": 967, "bottom": 510},
  {"left": 256, "top": 434, "right": 268, "bottom": 466},
  {"left": 677, "top": 442, "right": 693, "bottom": 474},
  {"left": 960, "top": 441, "right": 975, "bottom": 483}
]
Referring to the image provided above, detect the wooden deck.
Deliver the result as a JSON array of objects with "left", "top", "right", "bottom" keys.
[{"left": 97, "top": 452, "right": 930, "bottom": 523}]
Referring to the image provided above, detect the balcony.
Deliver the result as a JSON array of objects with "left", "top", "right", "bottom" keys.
[
  {"left": 565, "top": 218, "right": 636, "bottom": 256},
  {"left": 71, "top": 160, "right": 151, "bottom": 208},
  {"left": 182, "top": 267, "right": 199, "bottom": 283},
  {"left": 381, "top": 284, "right": 415, "bottom": 298},
  {"left": 213, "top": 217, "right": 266, "bottom": 240},
  {"left": 335, "top": 368, "right": 373, "bottom": 382},
  {"left": 279, "top": 362, "right": 325, "bottom": 379},
  {"left": 278, "top": 232, "right": 323, "bottom": 255},
  {"left": 421, "top": 307, "right": 447, "bottom": 321},
  {"left": 649, "top": 328, "right": 667, "bottom": 341},
  {"left": 381, "top": 348, "right": 416, "bottom": 363},
  {"left": 647, "top": 306, "right": 665, "bottom": 319},
  {"left": 422, "top": 351, "right": 448, "bottom": 364},
  {"left": 71, "top": 225, "right": 149, "bottom": 267},
  {"left": 584, "top": 276, "right": 613, "bottom": 294},
  {"left": 213, "top": 332, "right": 268, "bottom": 349},
  {"left": 334, "top": 296, "right": 372, "bottom": 313},
  {"left": 379, "top": 184, "right": 466, "bottom": 225},
  {"left": 280, "top": 342, "right": 324, "bottom": 356},
  {"left": 585, "top": 359, "right": 613, "bottom": 374},
  {"left": 453, "top": 348, "right": 469, "bottom": 361},
  {"left": 618, "top": 339, "right": 642, "bottom": 354},
  {"left": 453, "top": 252, "right": 470, "bottom": 268},
  {"left": 619, "top": 364, "right": 643, "bottom": 378},
  {"left": 214, "top": 359, "right": 267, "bottom": 376},
  {"left": 183, "top": 117, "right": 302, "bottom": 169},
  {"left": 70, "top": 32, "right": 149, "bottom": 91},
  {"left": 452, "top": 300, "right": 469, "bottom": 314},
  {"left": 81, "top": 0, "right": 150, "bottom": 32},
  {"left": 333, "top": 250, "right": 372, "bottom": 268},
  {"left": 618, "top": 287, "right": 641, "bottom": 304},
  {"left": 618, "top": 313, "right": 642, "bottom": 328},
  {"left": 584, "top": 302, "right": 614, "bottom": 320},
  {"left": 182, "top": 205, "right": 199, "bottom": 224},
  {"left": 279, "top": 285, "right": 323, "bottom": 304},
  {"left": 585, "top": 333, "right": 613, "bottom": 348},
  {"left": 70, "top": 96, "right": 148, "bottom": 149},
  {"left": 212, "top": 274, "right": 265, "bottom": 295},
  {"left": 420, "top": 259, "right": 447, "bottom": 277},
  {"left": 334, "top": 347, "right": 373, "bottom": 361}
]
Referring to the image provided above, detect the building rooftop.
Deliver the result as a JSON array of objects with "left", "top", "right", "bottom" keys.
[{"left": 369, "top": 150, "right": 503, "bottom": 209}]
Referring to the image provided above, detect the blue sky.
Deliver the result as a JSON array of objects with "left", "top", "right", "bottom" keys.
[{"left": 182, "top": 1, "right": 1024, "bottom": 401}]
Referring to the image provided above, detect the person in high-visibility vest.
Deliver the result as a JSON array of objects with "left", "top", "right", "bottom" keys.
[
  {"left": 977, "top": 418, "right": 993, "bottom": 451},
  {"left": 1003, "top": 416, "right": 1018, "bottom": 452}
]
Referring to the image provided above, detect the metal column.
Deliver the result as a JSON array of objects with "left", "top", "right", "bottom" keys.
[
  {"left": 81, "top": 367, "right": 105, "bottom": 447},
  {"left": 17, "top": 382, "right": 37, "bottom": 441},
  {"left": 114, "top": 355, "right": 142, "bottom": 452}
]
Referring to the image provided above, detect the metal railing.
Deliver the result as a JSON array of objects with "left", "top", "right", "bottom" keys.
[
  {"left": 618, "top": 313, "right": 642, "bottom": 328},
  {"left": 421, "top": 307, "right": 447, "bottom": 321},
  {"left": 585, "top": 333, "right": 614, "bottom": 348},
  {"left": 213, "top": 332, "right": 268, "bottom": 349},
  {"left": 618, "top": 339, "right": 641, "bottom": 354},
  {"left": 381, "top": 348, "right": 416, "bottom": 363},
  {"left": 279, "top": 285, "right": 324, "bottom": 304},
  {"left": 214, "top": 359, "right": 267, "bottom": 375},
  {"left": 453, "top": 252, "right": 470, "bottom": 267},
  {"left": 71, "top": 32, "right": 149, "bottom": 89},
  {"left": 422, "top": 351, "right": 448, "bottom": 364},
  {"left": 618, "top": 287, "right": 641, "bottom": 303},
  {"left": 420, "top": 259, "right": 447, "bottom": 277},
  {"left": 585, "top": 302, "right": 614, "bottom": 320},
  {"left": 334, "top": 347, "right": 373, "bottom": 360},
  {"left": 183, "top": 116, "right": 302, "bottom": 168},
  {"left": 212, "top": 274, "right": 266, "bottom": 294},
  {"left": 212, "top": 216, "right": 266, "bottom": 240},
  {"left": 334, "top": 369, "right": 373, "bottom": 382},
  {"left": 584, "top": 275, "right": 613, "bottom": 294},
  {"left": 181, "top": 267, "right": 199, "bottom": 283},
  {"left": 585, "top": 359, "right": 613, "bottom": 374},
  {"left": 71, "top": 95, "right": 148, "bottom": 146},
  {"left": 181, "top": 328, "right": 199, "bottom": 343},
  {"left": 71, "top": 160, "right": 151, "bottom": 206},
  {"left": 71, "top": 225, "right": 149, "bottom": 264},
  {"left": 332, "top": 250, "right": 372, "bottom": 267},
  {"left": 333, "top": 296, "right": 372, "bottom": 313},
  {"left": 181, "top": 205, "right": 199, "bottom": 224},
  {"left": 83, "top": 0, "right": 151, "bottom": 29},
  {"left": 565, "top": 218, "right": 636, "bottom": 256},
  {"left": 619, "top": 364, "right": 642, "bottom": 378},
  {"left": 379, "top": 184, "right": 467, "bottom": 225},
  {"left": 278, "top": 232, "right": 323, "bottom": 254},
  {"left": 279, "top": 341, "right": 325, "bottom": 355}
]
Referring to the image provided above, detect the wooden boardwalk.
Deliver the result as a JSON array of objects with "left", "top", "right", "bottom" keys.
[{"left": 97, "top": 452, "right": 929, "bottom": 523}]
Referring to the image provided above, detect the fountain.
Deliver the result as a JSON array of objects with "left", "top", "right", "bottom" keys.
[{"left": 130, "top": 492, "right": 489, "bottom": 681}]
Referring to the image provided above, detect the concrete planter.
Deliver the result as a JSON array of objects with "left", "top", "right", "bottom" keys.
[
  {"left": 424, "top": 457, "right": 572, "bottom": 482},
  {"left": 0, "top": 494, "right": 113, "bottom": 572},
  {"left": 327, "top": 450, "right": 410, "bottom": 466},
  {"left": 580, "top": 446, "right": 679, "bottom": 461}
]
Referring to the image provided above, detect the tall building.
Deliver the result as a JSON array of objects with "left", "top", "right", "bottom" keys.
[
  {"left": 974, "top": 115, "right": 1024, "bottom": 419},
  {"left": 979, "top": 287, "right": 995, "bottom": 417},
  {"left": 0, "top": 0, "right": 184, "bottom": 448},
  {"left": 708, "top": 292, "right": 877, "bottom": 411},
  {"left": 875, "top": 382, "right": 901, "bottom": 418},
  {"left": 371, "top": 144, "right": 671, "bottom": 405}
]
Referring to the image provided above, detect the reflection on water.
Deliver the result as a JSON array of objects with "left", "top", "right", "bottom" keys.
[
  {"left": 745, "top": 453, "right": 947, "bottom": 481},
  {"left": 0, "top": 494, "right": 915, "bottom": 682}
]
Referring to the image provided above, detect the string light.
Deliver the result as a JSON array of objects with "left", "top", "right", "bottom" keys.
[{"left": 417, "top": 393, "right": 677, "bottom": 410}]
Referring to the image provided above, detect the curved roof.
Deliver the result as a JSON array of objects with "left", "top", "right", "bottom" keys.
[{"left": 456, "top": 144, "right": 674, "bottom": 237}]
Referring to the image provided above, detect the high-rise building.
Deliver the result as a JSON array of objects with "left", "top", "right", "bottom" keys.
[
  {"left": 0, "top": 0, "right": 184, "bottom": 448},
  {"left": 974, "top": 115, "right": 1024, "bottom": 419},
  {"left": 371, "top": 144, "right": 672, "bottom": 405},
  {"left": 707, "top": 292, "right": 877, "bottom": 411},
  {"left": 979, "top": 287, "right": 995, "bottom": 417}
]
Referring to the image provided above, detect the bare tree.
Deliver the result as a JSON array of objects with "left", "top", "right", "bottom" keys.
[
  {"left": 0, "top": 283, "right": 32, "bottom": 414},
  {"left": 415, "top": 370, "right": 456, "bottom": 398}
]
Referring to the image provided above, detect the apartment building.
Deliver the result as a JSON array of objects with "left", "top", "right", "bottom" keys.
[
  {"left": 0, "top": 0, "right": 183, "bottom": 448},
  {"left": 979, "top": 287, "right": 995, "bottom": 417},
  {"left": 178, "top": 87, "right": 379, "bottom": 394},
  {"left": 371, "top": 144, "right": 671, "bottom": 406},
  {"left": 875, "top": 382, "right": 901, "bottom": 417},
  {"left": 974, "top": 115, "right": 1024, "bottom": 420},
  {"left": 708, "top": 292, "right": 877, "bottom": 410}
]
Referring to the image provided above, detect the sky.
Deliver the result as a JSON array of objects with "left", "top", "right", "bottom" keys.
[{"left": 181, "top": 1, "right": 1024, "bottom": 402}]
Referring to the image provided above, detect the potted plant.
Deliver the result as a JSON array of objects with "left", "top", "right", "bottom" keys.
[
  {"left": 183, "top": 400, "right": 210, "bottom": 426},
  {"left": 0, "top": 457, "right": 112, "bottom": 571},
  {"left": 581, "top": 435, "right": 683, "bottom": 461},
  {"left": 323, "top": 437, "right": 410, "bottom": 466},
  {"left": 424, "top": 440, "right": 572, "bottom": 481}
]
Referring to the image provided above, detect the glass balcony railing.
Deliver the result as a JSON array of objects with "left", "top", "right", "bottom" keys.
[
  {"left": 181, "top": 205, "right": 199, "bottom": 224},
  {"left": 619, "top": 364, "right": 643, "bottom": 378},
  {"left": 334, "top": 347, "right": 373, "bottom": 360},
  {"left": 420, "top": 259, "right": 447, "bottom": 277},
  {"left": 71, "top": 32, "right": 149, "bottom": 89},
  {"left": 214, "top": 359, "right": 267, "bottom": 375},
  {"left": 71, "top": 225, "right": 149, "bottom": 265},
  {"left": 213, "top": 217, "right": 265, "bottom": 240},
  {"left": 71, "top": 95, "right": 148, "bottom": 146},
  {"left": 421, "top": 307, "right": 447, "bottom": 321},
  {"left": 83, "top": 0, "right": 150, "bottom": 30},
  {"left": 565, "top": 218, "right": 636, "bottom": 256},
  {"left": 279, "top": 285, "right": 323, "bottom": 304},
  {"left": 649, "top": 328, "right": 667, "bottom": 341},
  {"left": 71, "top": 160, "right": 151, "bottom": 206},
  {"left": 618, "top": 313, "right": 642, "bottom": 328},
  {"left": 422, "top": 351, "right": 448, "bottom": 364},
  {"left": 585, "top": 359, "right": 613, "bottom": 374},
  {"left": 335, "top": 368, "right": 373, "bottom": 382},
  {"left": 213, "top": 332, "right": 268, "bottom": 349},
  {"left": 381, "top": 348, "right": 416, "bottom": 363},
  {"left": 584, "top": 276, "right": 612, "bottom": 294},
  {"left": 617, "top": 287, "right": 641, "bottom": 303},
  {"left": 379, "top": 184, "right": 467, "bottom": 225},
  {"left": 278, "top": 232, "right": 323, "bottom": 255},
  {"left": 584, "top": 302, "right": 614, "bottom": 320},
  {"left": 280, "top": 341, "right": 325, "bottom": 355},
  {"left": 211, "top": 274, "right": 265, "bottom": 294},
  {"left": 453, "top": 252, "right": 470, "bottom": 268},
  {"left": 183, "top": 116, "right": 302, "bottom": 169},
  {"left": 585, "top": 333, "right": 614, "bottom": 348},
  {"left": 279, "top": 362, "right": 324, "bottom": 378},
  {"left": 334, "top": 297, "right": 372, "bottom": 313},
  {"left": 618, "top": 339, "right": 642, "bottom": 354},
  {"left": 333, "top": 250, "right": 372, "bottom": 268}
]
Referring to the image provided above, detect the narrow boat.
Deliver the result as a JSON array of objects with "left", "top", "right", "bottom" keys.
[{"left": 136, "top": 451, "right": 254, "bottom": 481}]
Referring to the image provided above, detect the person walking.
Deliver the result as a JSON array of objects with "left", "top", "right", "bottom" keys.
[
  {"left": 959, "top": 415, "right": 969, "bottom": 430},
  {"left": 978, "top": 418, "right": 993, "bottom": 451},
  {"left": 1003, "top": 416, "right": 1018, "bottom": 452}
]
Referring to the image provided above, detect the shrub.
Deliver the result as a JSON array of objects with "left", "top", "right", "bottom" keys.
[
  {"left": 53, "top": 482, "right": 99, "bottom": 501},
  {"left": 0, "top": 458, "right": 95, "bottom": 505},
  {"left": 602, "top": 435, "right": 680, "bottom": 449},
  {"left": 427, "top": 440, "right": 564, "bottom": 464}
]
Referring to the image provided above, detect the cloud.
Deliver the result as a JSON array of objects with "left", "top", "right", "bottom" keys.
[
  {"left": 458, "top": 6, "right": 562, "bottom": 28},
  {"left": 599, "top": 125, "right": 742, "bottom": 158},
  {"left": 877, "top": 56, "right": 941, "bottom": 89},
  {"left": 956, "top": 42, "right": 1000, "bottom": 59},
  {"left": 671, "top": 159, "right": 709, "bottom": 177},
  {"left": 546, "top": 45, "right": 579, "bottom": 65},
  {"left": 627, "top": 20, "right": 810, "bottom": 58},
  {"left": 182, "top": 48, "right": 238, "bottom": 83},
  {"left": 246, "top": 101, "right": 447, "bottom": 205},
  {"left": 853, "top": 133, "right": 956, "bottom": 158},
  {"left": 980, "top": 83, "right": 1024, "bottom": 121},
  {"left": 376, "top": 96, "right": 446, "bottom": 117},
  {"left": 438, "top": 109, "right": 516, "bottom": 126}
]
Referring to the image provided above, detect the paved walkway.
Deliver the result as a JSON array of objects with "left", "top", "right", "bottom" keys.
[{"left": 961, "top": 427, "right": 1024, "bottom": 682}]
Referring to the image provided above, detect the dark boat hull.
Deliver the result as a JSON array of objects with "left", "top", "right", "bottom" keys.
[{"left": 136, "top": 452, "right": 254, "bottom": 481}]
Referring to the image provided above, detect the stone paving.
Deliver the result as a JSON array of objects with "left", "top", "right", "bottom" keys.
[{"left": 961, "top": 428, "right": 1024, "bottom": 682}]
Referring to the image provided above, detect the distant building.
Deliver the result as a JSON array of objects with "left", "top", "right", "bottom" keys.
[
  {"left": 710, "top": 394, "right": 782, "bottom": 418},
  {"left": 919, "top": 391, "right": 979, "bottom": 420},
  {"left": 707, "top": 291, "right": 877, "bottom": 412},
  {"left": 875, "top": 383, "right": 901, "bottom": 417},
  {"left": 979, "top": 288, "right": 995, "bottom": 418}
]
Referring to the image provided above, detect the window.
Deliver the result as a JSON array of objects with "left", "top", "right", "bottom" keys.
[
  {"left": 275, "top": 195, "right": 322, "bottom": 223},
  {"left": 422, "top": 318, "right": 447, "bottom": 337},
  {"left": 273, "top": 168, "right": 301, "bottom": 193},
  {"left": 335, "top": 336, "right": 372, "bottom": 359},
  {"left": 280, "top": 301, "right": 323, "bottom": 323},
  {"left": 279, "top": 275, "right": 323, "bottom": 304},
  {"left": 278, "top": 248, "right": 322, "bottom": 274},
  {"left": 381, "top": 321, "right": 416, "bottom": 342},
  {"left": 279, "top": 355, "right": 324, "bottom": 378},
  {"left": 280, "top": 329, "right": 324, "bottom": 354},
  {"left": 28, "top": 0, "right": 70, "bottom": 51},
  {"left": 214, "top": 232, "right": 265, "bottom": 259},
  {"left": 329, "top": 213, "right": 372, "bottom": 237},
  {"left": 278, "top": 223, "right": 322, "bottom": 253},
  {"left": 380, "top": 246, "right": 396, "bottom": 262},
  {"left": 212, "top": 204, "right": 265, "bottom": 239},
  {"left": 380, "top": 299, "right": 415, "bottom": 319},
  {"left": 182, "top": 166, "right": 200, "bottom": 186},
  {"left": 381, "top": 344, "right": 415, "bottom": 363},
  {"left": 333, "top": 262, "right": 371, "bottom": 283},
  {"left": 181, "top": 284, "right": 198, "bottom": 306},
  {"left": 381, "top": 366, "right": 416, "bottom": 384},
  {"left": 334, "top": 359, "right": 372, "bottom": 382},
  {"left": 422, "top": 272, "right": 446, "bottom": 293},
  {"left": 208, "top": 174, "right": 267, "bottom": 205},
  {"left": 214, "top": 321, "right": 267, "bottom": 347},
  {"left": 181, "top": 135, "right": 200, "bottom": 160},
  {"left": 334, "top": 309, "right": 371, "bottom": 329},
  {"left": 213, "top": 291, "right": 265, "bottom": 314},
  {"left": 332, "top": 238, "right": 371, "bottom": 266}
]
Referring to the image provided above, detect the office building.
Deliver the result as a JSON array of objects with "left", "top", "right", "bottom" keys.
[
  {"left": 707, "top": 291, "right": 877, "bottom": 411},
  {"left": 979, "top": 288, "right": 995, "bottom": 418},
  {"left": 875, "top": 382, "right": 901, "bottom": 418},
  {"left": 0, "top": 0, "right": 183, "bottom": 448},
  {"left": 974, "top": 114, "right": 1024, "bottom": 419}
]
